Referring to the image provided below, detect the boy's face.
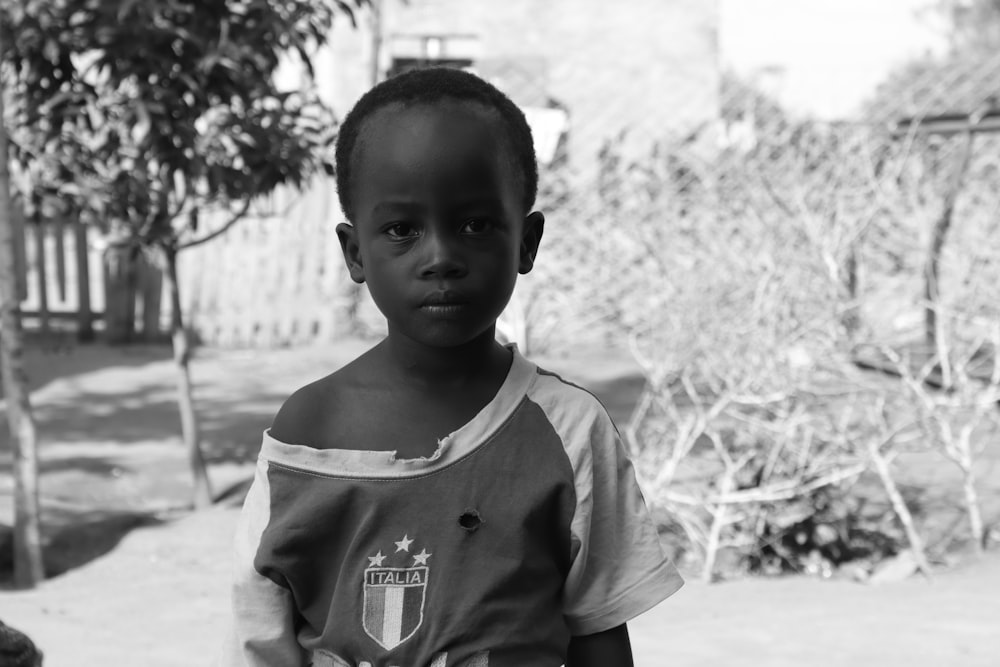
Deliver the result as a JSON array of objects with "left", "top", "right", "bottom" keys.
[{"left": 337, "top": 100, "right": 543, "bottom": 349}]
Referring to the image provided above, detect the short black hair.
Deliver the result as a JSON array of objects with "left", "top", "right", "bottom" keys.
[{"left": 334, "top": 67, "right": 538, "bottom": 222}]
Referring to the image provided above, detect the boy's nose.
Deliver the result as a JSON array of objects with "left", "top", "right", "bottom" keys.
[{"left": 419, "top": 233, "right": 468, "bottom": 279}]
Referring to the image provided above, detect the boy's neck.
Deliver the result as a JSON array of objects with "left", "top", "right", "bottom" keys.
[{"left": 380, "top": 327, "right": 511, "bottom": 391}]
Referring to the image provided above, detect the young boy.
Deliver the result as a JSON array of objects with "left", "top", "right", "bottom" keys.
[{"left": 219, "top": 67, "right": 682, "bottom": 667}]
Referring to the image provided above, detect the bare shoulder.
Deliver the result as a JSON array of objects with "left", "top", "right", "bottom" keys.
[
  {"left": 269, "top": 376, "right": 330, "bottom": 448},
  {"left": 269, "top": 365, "right": 358, "bottom": 448},
  {"left": 269, "top": 347, "right": 382, "bottom": 449}
]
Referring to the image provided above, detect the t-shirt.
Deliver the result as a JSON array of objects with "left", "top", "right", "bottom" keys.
[{"left": 218, "top": 348, "right": 683, "bottom": 667}]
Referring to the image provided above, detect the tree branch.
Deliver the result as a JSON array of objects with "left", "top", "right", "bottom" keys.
[{"left": 178, "top": 199, "right": 251, "bottom": 250}]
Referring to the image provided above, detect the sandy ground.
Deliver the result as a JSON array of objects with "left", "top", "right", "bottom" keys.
[
  {"left": 2, "top": 340, "right": 999, "bottom": 666},
  {"left": 4, "top": 505, "right": 1000, "bottom": 667}
]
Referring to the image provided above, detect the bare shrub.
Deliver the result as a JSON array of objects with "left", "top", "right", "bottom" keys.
[
  {"left": 876, "top": 317, "right": 1000, "bottom": 552},
  {"left": 515, "top": 77, "right": 1000, "bottom": 579}
]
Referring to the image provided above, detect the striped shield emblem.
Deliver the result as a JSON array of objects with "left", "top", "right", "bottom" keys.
[{"left": 362, "top": 566, "right": 428, "bottom": 650}]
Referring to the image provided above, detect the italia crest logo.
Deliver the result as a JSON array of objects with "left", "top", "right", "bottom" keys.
[{"left": 362, "top": 535, "right": 431, "bottom": 650}]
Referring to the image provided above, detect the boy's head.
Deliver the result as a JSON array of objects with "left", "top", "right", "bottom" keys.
[
  {"left": 334, "top": 67, "right": 539, "bottom": 222},
  {"left": 333, "top": 68, "right": 544, "bottom": 349}
]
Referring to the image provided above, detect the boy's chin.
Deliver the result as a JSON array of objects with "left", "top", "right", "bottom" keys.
[{"left": 390, "top": 323, "right": 500, "bottom": 350}]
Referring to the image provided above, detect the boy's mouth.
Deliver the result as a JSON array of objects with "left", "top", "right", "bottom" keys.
[{"left": 421, "top": 291, "right": 468, "bottom": 307}]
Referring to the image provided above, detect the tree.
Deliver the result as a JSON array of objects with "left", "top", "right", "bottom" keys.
[
  {"left": 937, "top": 0, "right": 1000, "bottom": 52},
  {"left": 1, "top": 0, "right": 367, "bottom": 508},
  {"left": 0, "top": 24, "right": 44, "bottom": 588}
]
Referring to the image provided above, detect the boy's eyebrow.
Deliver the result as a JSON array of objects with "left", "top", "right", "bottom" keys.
[
  {"left": 371, "top": 195, "right": 506, "bottom": 216},
  {"left": 452, "top": 194, "right": 505, "bottom": 210},
  {"left": 371, "top": 200, "right": 425, "bottom": 215}
]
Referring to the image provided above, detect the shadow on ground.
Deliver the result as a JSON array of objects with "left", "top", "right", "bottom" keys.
[
  {"left": 0, "top": 509, "right": 165, "bottom": 586},
  {"left": 13, "top": 391, "right": 282, "bottom": 465},
  {"left": 2, "top": 345, "right": 304, "bottom": 464},
  {"left": 14, "top": 341, "right": 174, "bottom": 395}
]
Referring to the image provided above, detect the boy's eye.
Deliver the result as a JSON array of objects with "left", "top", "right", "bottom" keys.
[
  {"left": 384, "top": 223, "right": 419, "bottom": 239},
  {"left": 461, "top": 218, "right": 493, "bottom": 234}
]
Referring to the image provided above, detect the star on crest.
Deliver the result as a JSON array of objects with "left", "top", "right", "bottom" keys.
[
  {"left": 368, "top": 550, "right": 386, "bottom": 567},
  {"left": 394, "top": 535, "right": 414, "bottom": 552},
  {"left": 412, "top": 549, "right": 431, "bottom": 566}
]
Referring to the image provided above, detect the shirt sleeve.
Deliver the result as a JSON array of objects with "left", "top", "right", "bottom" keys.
[
  {"left": 561, "top": 409, "right": 684, "bottom": 636},
  {"left": 216, "top": 458, "right": 309, "bottom": 667}
]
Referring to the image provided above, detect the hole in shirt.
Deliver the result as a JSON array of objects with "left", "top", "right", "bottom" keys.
[{"left": 459, "top": 509, "right": 482, "bottom": 532}]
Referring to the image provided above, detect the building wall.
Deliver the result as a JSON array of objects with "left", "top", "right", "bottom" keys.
[{"left": 315, "top": 0, "right": 720, "bottom": 171}]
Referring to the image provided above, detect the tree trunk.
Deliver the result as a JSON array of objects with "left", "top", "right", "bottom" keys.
[
  {"left": 954, "top": 429, "right": 984, "bottom": 552},
  {"left": 102, "top": 241, "right": 137, "bottom": 344},
  {"left": 30, "top": 194, "right": 49, "bottom": 336},
  {"left": 73, "top": 215, "right": 95, "bottom": 342},
  {"left": 924, "top": 130, "right": 974, "bottom": 349},
  {"left": 701, "top": 500, "right": 730, "bottom": 584},
  {"left": 962, "top": 463, "right": 984, "bottom": 552},
  {"left": 842, "top": 242, "right": 861, "bottom": 340},
  {"left": 159, "top": 243, "right": 212, "bottom": 508},
  {"left": 369, "top": 0, "right": 384, "bottom": 86},
  {"left": 868, "top": 439, "right": 932, "bottom": 577},
  {"left": 0, "top": 75, "right": 45, "bottom": 588}
]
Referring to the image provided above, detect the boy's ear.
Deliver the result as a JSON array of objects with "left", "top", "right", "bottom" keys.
[
  {"left": 518, "top": 211, "right": 545, "bottom": 274},
  {"left": 336, "top": 222, "right": 366, "bottom": 284}
]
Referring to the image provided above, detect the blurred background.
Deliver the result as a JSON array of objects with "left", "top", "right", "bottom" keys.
[{"left": 1, "top": 0, "right": 999, "bottom": 665}]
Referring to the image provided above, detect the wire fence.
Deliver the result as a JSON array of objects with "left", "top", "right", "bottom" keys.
[{"left": 509, "top": 50, "right": 1000, "bottom": 359}]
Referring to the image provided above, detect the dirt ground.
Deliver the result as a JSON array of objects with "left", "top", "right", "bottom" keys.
[{"left": 2, "top": 340, "right": 999, "bottom": 666}]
